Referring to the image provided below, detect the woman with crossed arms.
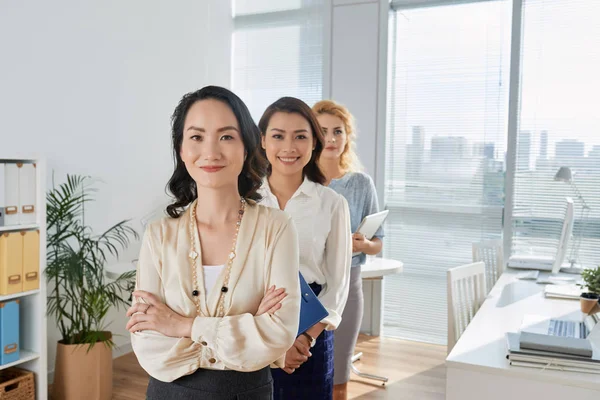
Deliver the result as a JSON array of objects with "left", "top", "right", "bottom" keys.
[{"left": 126, "top": 86, "right": 301, "bottom": 399}]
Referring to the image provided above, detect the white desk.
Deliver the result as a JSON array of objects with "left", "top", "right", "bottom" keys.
[
  {"left": 446, "top": 268, "right": 600, "bottom": 400},
  {"left": 360, "top": 257, "right": 403, "bottom": 279},
  {"left": 360, "top": 257, "right": 403, "bottom": 336}
]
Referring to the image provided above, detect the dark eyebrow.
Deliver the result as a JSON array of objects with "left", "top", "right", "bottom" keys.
[
  {"left": 269, "top": 128, "right": 309, "bottom": 134},
  {"left": 186, "top": 126, "right": 239, "bottom": 133},
  {"left": 217, "top": 126, "right": 239, "bottom": 133}
]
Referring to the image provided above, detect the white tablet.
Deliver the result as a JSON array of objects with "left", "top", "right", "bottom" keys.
[{"left": 353, "top": 210, "right": 389, "bottom": 256}]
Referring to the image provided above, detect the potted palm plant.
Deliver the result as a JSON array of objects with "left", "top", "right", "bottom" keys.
[
  {"left": 46, "top": 175, "right": 138, "bottom": 400},
  {"left": 579, "top": 266, "right": 600, "bottom": 315}
]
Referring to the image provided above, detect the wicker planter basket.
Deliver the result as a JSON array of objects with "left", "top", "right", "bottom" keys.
[{"left": 0, "top": 368, "right": 35, "bottom": 400}]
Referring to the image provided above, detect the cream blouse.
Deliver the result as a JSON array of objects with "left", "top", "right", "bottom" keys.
[{"left": 130, "top": 202, "right": 301, "bottom": 382}]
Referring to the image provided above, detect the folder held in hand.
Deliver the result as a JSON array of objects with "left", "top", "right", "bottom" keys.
[{"left": 297, "top": 272, "right": 329, "bottom": 336}]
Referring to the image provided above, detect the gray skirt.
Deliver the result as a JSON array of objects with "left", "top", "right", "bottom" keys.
[
  {"left": 147, "top": 367, "right": 273, "bottom": 400},
  {"left": 333, "top": 266, "right": 364, "bottom": 385}
]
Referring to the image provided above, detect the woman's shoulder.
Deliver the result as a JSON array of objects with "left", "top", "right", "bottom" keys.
[
  {"left": 144, "top": 212, "right": 185, "bottom": 242},
  {"left": 253, "top": 203, "right": 293, "bottom": 226},
  {"left": 346, "top": 171, "right": 374, "bottom": 186},
  {"left": 315, "top": 184, "right": 349, "bottom": 211}
]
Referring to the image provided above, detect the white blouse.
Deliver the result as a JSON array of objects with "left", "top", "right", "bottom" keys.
[
  {"left": 258, "top": 177, "right": 352, "bottom": 330},
  {"left": 130, "top": 202, "right": 301, "bottom": 382}
]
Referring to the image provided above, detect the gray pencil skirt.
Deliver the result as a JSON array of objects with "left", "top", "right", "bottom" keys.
[
  {"left": 333, "top": 266, "right": 364, "bottom": 385},
  {"left": 147, "top": 366, "right": 273, "bottom": 400}
]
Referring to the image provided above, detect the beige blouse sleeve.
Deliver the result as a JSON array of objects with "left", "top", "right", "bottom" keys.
[
  {"left": 318, "top": 195, "right": 352, "bottom": 330},
  {"left": 130, "top": 225, "right": 202, "bottom": 382},
  {"left": 130, "top": 217, "right": 300, "bottom": 382},
  {"left": 190, "top": 217, "right": 301, "bottom": 371}
]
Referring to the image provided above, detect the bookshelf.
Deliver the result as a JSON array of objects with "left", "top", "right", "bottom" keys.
[{"left": 0, "top": 156, "right": 47, "bottom": 400}]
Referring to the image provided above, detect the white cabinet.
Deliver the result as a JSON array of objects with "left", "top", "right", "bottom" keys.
[{"left": 0, "top": 157, "right": 47, "bottom": 400}]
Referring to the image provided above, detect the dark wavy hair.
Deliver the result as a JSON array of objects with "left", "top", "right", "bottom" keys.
[
  {"left": 258, "top": 97, "right": 326, "bottom": 185},
  {"left": 166, "top": 86, "right": 267, "bottom": 218}
]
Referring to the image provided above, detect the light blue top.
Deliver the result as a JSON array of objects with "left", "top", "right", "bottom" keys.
[{"left": 328, "top": 172, "right": 384, "bottom": 267}]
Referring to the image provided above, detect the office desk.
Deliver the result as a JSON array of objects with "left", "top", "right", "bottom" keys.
[{"left": 446, "top": 268, "right": 600, "bottom": 400}]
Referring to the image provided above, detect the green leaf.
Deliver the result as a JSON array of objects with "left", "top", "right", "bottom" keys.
[
  {"left": 46, "top": 173, "right": 138, "bottom": 344},
  {"left": 581, "top": 266, "right": 600, "bottom": 295}
]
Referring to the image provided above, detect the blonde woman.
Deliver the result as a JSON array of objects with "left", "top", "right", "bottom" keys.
[{"left": 313, "top": 100, "right": 384, "bottom": 400}]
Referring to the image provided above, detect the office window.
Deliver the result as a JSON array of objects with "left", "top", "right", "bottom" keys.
[
  {"left": 232, "top": 0, "right": 324, "bottom": 121},
  {"left": 384, "top": 0, "right": 511, "bottom": 344},
  {"left": 511, "top": 0, "right": 600, "bottom": 267}
]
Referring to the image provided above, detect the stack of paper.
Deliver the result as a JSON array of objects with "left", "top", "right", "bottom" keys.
[
  {"left": 506, "top": 332, "right": 600, "bottom": 374},
  {"left": 544, "top": 284, "right": 582, "bottom": 300}
]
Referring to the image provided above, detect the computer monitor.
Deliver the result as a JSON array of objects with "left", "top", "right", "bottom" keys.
[{"left": 552, "top": 197, "right": 574, "bottom": 274}]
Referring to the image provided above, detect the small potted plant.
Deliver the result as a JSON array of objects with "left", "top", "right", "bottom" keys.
[{"left": 579, "top": 266, "right": 600, "bottom": 314}]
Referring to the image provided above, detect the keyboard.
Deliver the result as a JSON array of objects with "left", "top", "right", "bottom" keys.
[{"left": 548, "top": 319, "right": 588, "bottom": 339}]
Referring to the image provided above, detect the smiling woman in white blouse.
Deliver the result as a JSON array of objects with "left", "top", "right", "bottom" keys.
[
  {"left": 125, "top": 86, "right": 301, "bottom": 399},
  {"left": 258, "top": 97, "right": 352, "bottom": 400}
]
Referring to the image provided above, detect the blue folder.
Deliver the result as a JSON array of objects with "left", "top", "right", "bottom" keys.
[
  {"left": 297, "top": 272, "right": 329, "bottom": 336},
  {"left": 0, "top": 300, "right": 19, "bottom": 365}
]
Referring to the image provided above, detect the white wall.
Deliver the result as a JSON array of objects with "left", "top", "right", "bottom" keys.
[
  {"left": 0, "top": 0, "right": 232, "bottom": 380},
  {"left": 329, "top": 0, "right": 388, "bottom": 184},
  {"left": 327, "top": 0, "right": 389, "bottom": 334}
]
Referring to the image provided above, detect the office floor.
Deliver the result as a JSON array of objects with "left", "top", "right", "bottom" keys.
[{"left": 111, "top": 335, "right": 447, "bottom": 399}]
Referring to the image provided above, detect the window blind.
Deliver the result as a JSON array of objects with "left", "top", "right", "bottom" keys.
[
  {"left": 232, "top": 0, "right": 324, "bottom": 121},
  {"left": 384, "top": 0, "right": 511, "bottom": 344},
  {"left": 510, "top": 0, "right": 600, "bottom": 268}
]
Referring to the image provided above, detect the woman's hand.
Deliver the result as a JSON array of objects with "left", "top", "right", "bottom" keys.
[
  {"left": 282, "top": 335, "right": 312, "bottom": 374},
  {"left": 352, "top": 232, "right": 368, "bottom": 253},
  {"left": 352, "top": 233, "right": 383, "bottom": 255},
  {"left": 256, "top": 285, "right": 287, "bottom": 316},
  {"left": 126, "top": 290, "right": 194, "bottom": 338}
]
